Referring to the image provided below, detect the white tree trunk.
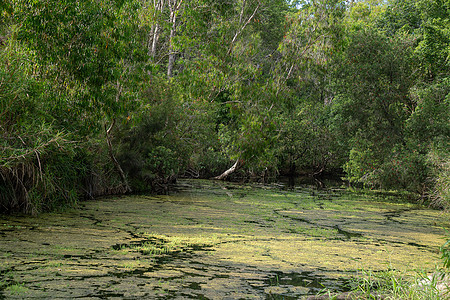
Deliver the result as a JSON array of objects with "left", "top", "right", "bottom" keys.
[
  {"left": 148, "top": 0, "right": 164, "bottom": 59},
  {"left": 167, "top": 0, "right": 183, "bottom": 78},
  {"left": 149, "top": 23, "right": 160, "bottom": 58},
  {"left": 167, "top": 11, "right": 176, "bottom": 77},
  {"left": 213, "top": 158, "right": 242, "bottom": 180},
  {"left": 227, "top": 2, "right": 259, "bottom": 55}
]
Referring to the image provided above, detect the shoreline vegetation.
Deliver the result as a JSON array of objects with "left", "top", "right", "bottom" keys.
[
  {"left": 0, "top": 0, "right": 449, "bottom": 297},
  {"left": 0, "top": 0, "right": 448, "bottom": 215}
]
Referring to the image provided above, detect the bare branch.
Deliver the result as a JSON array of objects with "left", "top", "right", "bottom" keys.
[{"left": 228, "top": 1, "right": 260, "bottom": 56}]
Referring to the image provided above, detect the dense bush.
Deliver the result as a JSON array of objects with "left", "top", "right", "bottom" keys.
[
  {"left": 428, "top": 140, "right": 450, "bottom": 208},
  {"left": 0, "top": 0, "right": 449, "bottom": 212}
]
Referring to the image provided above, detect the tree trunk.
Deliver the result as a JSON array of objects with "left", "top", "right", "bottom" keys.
[
  {"left": 149, "top": 23, "right": 160, "bottom": 58},
  {"left": 105, "top": 119, "right": 131, "bottom": 193},
  {"left": 167, "top": 18, "right": 176, "bottom": 77},
  {"left": 227, "top": 2, "right": 259, "bottom": 55},
  {"left": 148, "top": 0, "right": 164, "bottom": 59},
  {"left": 167, "top": 0, "right": 183, "bottom": 78},
  {"left": 213, "top": 158, "right": 242, "bottom": 180}
]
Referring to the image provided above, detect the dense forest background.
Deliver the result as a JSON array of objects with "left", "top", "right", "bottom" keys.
[{"left": 0, "top": 0, "right": 448, "bottom": 214}]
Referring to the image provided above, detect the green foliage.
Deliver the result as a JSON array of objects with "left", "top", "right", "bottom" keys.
[
  {"left": 189, "top": 147, "right": 230, "bottom": 179},
  {"left": 427, "top": 140, "right": 450, "bottom": 207},
  {"left": 441, "top": 230, "right": 450, "bottom": 269},
  {"left": 116, "top": 104, "right": 181, "bottom": 190},
  {"left": 275, "top": 101, "right": 340, "bottom": 176},
  {"left": 415, "top": 0, "right": 450, "bottom": 79},
  {"left": 0, "top": 31, "right": 86, "bottom": 213},
  {"left": 146, "top": 146, "right": 178, "bottom": 178},
  {"left": 377, "top": 0, "right": 422, "bottom": 35},
  {"left": 14, "top": 0, "right": 145, "bottom": 132},
  {"left": 0, "top": 130, "right": 86, "bottom": 214},
  {"left": 344, "top": 141, "right": 378, "bottom": 187},
  {"left": 349, "top": 267, "right": 449, "bottom": 299},
  {"left": 1, "top": 0, "right": 449, "bottom": 212},
  {"left": 115, "top": 73, "right": 223, "bottom": 189},
  {"left": 407, "top": 78, "right": 450, "bottom": 143},
  {"left": 346, "top": 0, "right": 385, "bottom": 29},
  {"left": 345, "top": 137, "right": 430, "bottom": 192},
  {"left": 326, "top": 3, "right": 449, "bottom": 202}
]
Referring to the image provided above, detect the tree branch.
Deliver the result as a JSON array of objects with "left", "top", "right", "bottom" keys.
[
  {"left": 227, "top": 2, "right": 260, "bottom": 56},
  {"left": 105, "top": 119, "right": 131, "bottom": 193}
]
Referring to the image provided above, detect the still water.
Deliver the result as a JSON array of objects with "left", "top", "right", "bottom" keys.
[{"left": 0, "top": 179, "right": 448, "bottom": 298}]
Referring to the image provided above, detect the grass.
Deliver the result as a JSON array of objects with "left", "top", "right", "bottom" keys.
[
  {"left": 340, "top": 236, "right": 450, "bottom": 299},
  {"left": 343, "top": 267, "right": 450, "bottom": 300}
]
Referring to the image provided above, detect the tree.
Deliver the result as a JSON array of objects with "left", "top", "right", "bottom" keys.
[
  {"left": 0, "top": 29, "right": 85, "bottom": 213},
  {"left": 14, "top": 0, "right": 151, "bottom": 193}
]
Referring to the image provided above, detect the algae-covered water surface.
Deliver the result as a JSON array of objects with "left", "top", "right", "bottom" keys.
[{"left": 1, "top": 179, "right": 448, "bottom": 299}]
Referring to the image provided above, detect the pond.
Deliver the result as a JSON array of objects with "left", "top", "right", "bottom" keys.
[{"left": 0, "top": 179, "right": 448, "bottom": 299}]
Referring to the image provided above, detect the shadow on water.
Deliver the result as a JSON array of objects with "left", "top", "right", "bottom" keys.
[
  {"left": 278, "top": 176, "right": 344, "bottom": 191},
  {"left": 263, "top": 271, "right": 351, "bottom": 299}
]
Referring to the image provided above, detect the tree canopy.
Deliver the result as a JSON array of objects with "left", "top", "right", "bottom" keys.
[{"left": 1, "top": 0, "right": 449, "bottom": 213}]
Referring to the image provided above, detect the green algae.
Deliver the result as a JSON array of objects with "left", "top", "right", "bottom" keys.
[{"left": 0, "top": 179, "right": 449, "bottom": 299}]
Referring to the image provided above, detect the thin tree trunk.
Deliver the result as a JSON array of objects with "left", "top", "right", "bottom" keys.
[
  {"left": 167, "top": 0, "right": 183, "bottom": 78},
  {"left": 148, "top": 0, "right": 164, "bottom": 59},
  {"left": 213, "top": 158, "right": 242, "bottom": 180},
  {"left": 149, "top": 23, "right": 159, "bottom": 58},
  {"left": 167, "top": 16, "right": 176, "bottom": 77},
  {"left": 105, "top": 119, "right": 131, "bottom": 193}
]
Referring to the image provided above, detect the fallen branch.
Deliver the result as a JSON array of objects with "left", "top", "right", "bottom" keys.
[{"left": 213, "top": 158, "right": 242, "bottom": 180}]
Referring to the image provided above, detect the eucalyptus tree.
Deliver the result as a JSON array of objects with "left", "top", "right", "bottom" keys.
[
  {"left": 146, "top": 0, "right": 165, "bottom": 59},
  {"left": 265, "top": 0, "right": 346, "bottom": 176},
  {"left": 204, "top": 0, "right": 291, "bottom": 179},
  {"left": 135, "top": 0, "right": 290, "bottom": 179}
]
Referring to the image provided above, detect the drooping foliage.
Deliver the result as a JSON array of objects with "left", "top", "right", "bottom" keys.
[{"left": 0, "top": 0, "right": 449, "bottom": 213}]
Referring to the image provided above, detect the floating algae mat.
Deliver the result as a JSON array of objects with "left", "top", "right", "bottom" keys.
[{"left": 1, "top": 179, "right": 449, "bottom": 299}]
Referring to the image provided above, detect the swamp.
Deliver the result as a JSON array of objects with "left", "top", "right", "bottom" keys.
[
  {"left": 1, "top": 179, "right": 448, "bottom": 299},
  {"left": 2, "top": 0, "right": 450, "bottom": 298}
]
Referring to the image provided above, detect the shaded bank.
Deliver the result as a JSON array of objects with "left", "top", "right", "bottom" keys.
[{"left": 0, "top": 179, "right": 448, "bottom": 298}]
